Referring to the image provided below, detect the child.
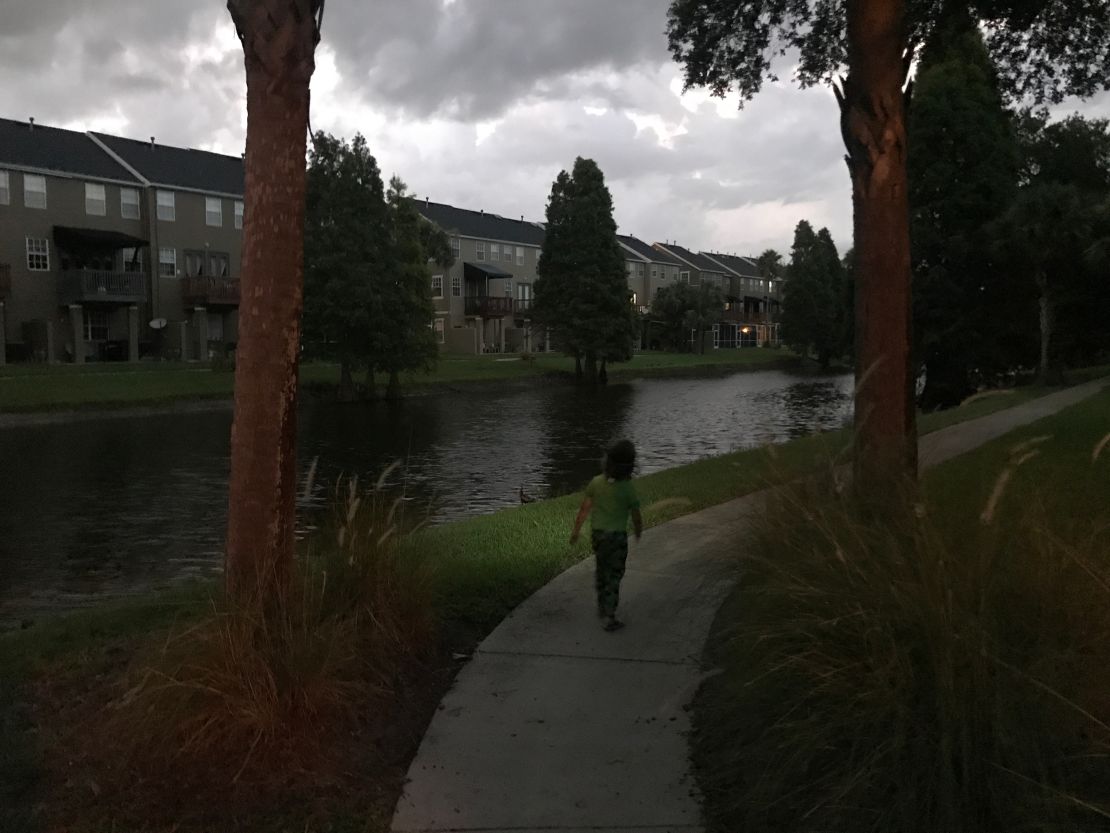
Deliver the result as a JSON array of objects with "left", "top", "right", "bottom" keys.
[{"left": 570, "top": 439, "right": 643, "bottom": 632}]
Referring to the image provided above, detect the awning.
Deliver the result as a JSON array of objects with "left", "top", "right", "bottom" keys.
[
  {"left": 464, "top": 261, "right": 513, "bottom": 281},
  {"left": 53, "top": 226, "right": 149, "bottom": 251}
]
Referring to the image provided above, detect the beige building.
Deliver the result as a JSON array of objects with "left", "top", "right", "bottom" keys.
[{"left": 0, "top": 117, "right": 243, "bottom": 364}]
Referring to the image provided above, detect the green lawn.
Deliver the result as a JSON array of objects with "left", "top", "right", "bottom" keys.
[{"left": 0, "top": 349, "right": 795, "bottom": 413}]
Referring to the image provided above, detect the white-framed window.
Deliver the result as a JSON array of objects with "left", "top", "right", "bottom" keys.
[
  {"left": 626, "top": 262, "right": 633, "bottom": 274},
  {"left": 504, "top": 246, "right": 513, "bottom": 263},
  {"left": 431, "top": 274, "right": 443, "bottom": 298},
  {"left": 84, "top": 309, "right": 109, "bottom": 341},
  {"left": 651, "top": 267, "right": 658, "bottom": 279},
  {"left": 157, "top": 190, "right": 175, "bottom": 221},
  {"left": 120, "top": 187, "right": 140, "bottom": 219},
  {"left": 159, "top": 247, "right": 177, "bottom": 277},
  {"left": 515, "top": 246, "right": 524, "bottom": 265},
  {"left": 450, "top": 237, "right": 460, "bottom": 258},
  {"left": 476, "top": 241, "right": 486, "bottom": 261},
  {"left": 434, "top": 318, "right": 445, "bottom": 344},
  {"left": 120, "top": 247, "right": 143, "bottom": 272},
  {"left": 0, "top": 170, "right": 9, "bottom": 204},
  {"left": 84, "top": 182, "right": 106, "bottom": 216},
  {"left": 490, "top": 243, "right": 500, "bottom": 260},
  {"left": 505, "top": 280, "right": 513, "bottom": 296},
  {"left": 234, "top": 200, "right": 244, "bottom": 230},
  {"left": 451, "top": 275, "right": 461, "bottom": 297},
  {"left": 24, "top": 174, "right": 46, "bottom": 209},
  {"left": 25, "top": 237, "right": 49, "bottom": 271},
  {"left": 637, "top": 264, "right": 645, "bottom": 277},
  {"left": 680, "top": 270, "right": 691, "bottom": 284},
  {"left": 205, "top": 196, "right": 223, "bottom": 227}
]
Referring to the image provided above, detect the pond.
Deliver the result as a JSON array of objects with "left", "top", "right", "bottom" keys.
[{"left": 0, "top": 368, "right": 853, "bottom": 623}]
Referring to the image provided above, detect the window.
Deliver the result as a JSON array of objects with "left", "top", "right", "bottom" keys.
[
  {"left": 26, "top": 237, "right": 49, "bottom": 271},
  {"left": 450, "top": 237, "right": 460, "bottom": 258},
  {"left": 120, "top": 247, "right": 143, "bottom": 272},
  {"left": 431, "top": 274, "right": 443, "bottom": 298},
  {"left": 680, "top": 270, "right": 691, "bottom": 284},
  {"left": 208, "top": 252, "right": 230, "bottom": 277},
  {"left": 490, "top": 243, "right": 500, "bottom": 260},
  {"left": 0, "top": 171, "right": 9, "bottom": 205},
  {"left": 504, "top": 246, "right": 513, "bottom": 263},
  {"left": 84, "top": 310, "right": 109, "bottom": 342},
  {"left": 159, "top": 247, "right": 177, "bottom": 277},
  {"left": 631, "top": 292, "right": 638, "bottom": 305},
  {"left": 515, "top": 246, "right": 524, "bottom": 266},
  {"left": 650, "top": 267, "right": 658, "bottom": 279},
  {"left": 157, "top": 190, "right": 175, "bottom": 221},
  {"left": 535, "top": 248, "right": 541, "bottom": 260},
  {"left": 208, "top": 312, "right": 225, "bottom": 342},
  {"left": 476, "top": 241, "right": 486, "bottom": 261},
  {"left": 234, "top": 200, "right": 244, "bottom": 230},
  {"left": 637, "top": 264, "right": 645, "bottom": 277},
  {"left": 120, "top": 187, "right": 140, "bottom": 219},
  {"left": 434, "top": 318, "right": 445, "bottom": 344},
  {"left": 24, "top": 174, "right": 46, "bottom": 209},
  {"left": 451, "top": 275, "right": 461, "bottom": 297},
  {"left": 505, "top": 280, "right": 513, "bottom": 296},
  {"left": 85, "top": 183, "right": 106, "bottom": 215},
  {"left": 205, "top": 197, "right": 223, "bottom": 227},
  {"left": 626, "top": 262, "right": 633, "bottom": 274},
  {"left": 184, "top": 250, "right": 206, "bottom": 277}
]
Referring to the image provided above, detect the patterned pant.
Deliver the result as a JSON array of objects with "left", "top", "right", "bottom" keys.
[{"left": 592, "top": 530, "right": 629, "bottom": 617}]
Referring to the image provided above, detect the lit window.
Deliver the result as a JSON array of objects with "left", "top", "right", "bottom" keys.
[
  {"left": 24, "top": 174, "right": 46, "bottom": 209},
  {"left": 157, "top": 190, "right": 175, "bottom": 221},
  {"left": 515, "top": 246, "right": 524, "bottom": 265},
  {"left": 120, "top": 187, "right": 140, "bottom": 219},
  {"left": 159, "top": 247, "right": 177, "bottom": 277},
  {"left": 205, "top": 197, "right": 223, "bottom": 227},
  {"left": 234, "top": 200, "right": 244, "bottom": 230},
  {"left": 490, "top": 243, "right": 500, "bottom": 260},
  {"left": 0, "top": 170, "right": 9, "bottom": 205},
  {"left": 85, "top": 183, "right": 106, "bottom": 216},
  {"left": 84, "top": 310, "right": 109, "bottom": 341},
  {"left": 451, "top": 275, "right": 461, "bottom": 297},
  {"left": 25, "top": 237, "right": 49, "bottom": 271},
  {"left": 476, "top": 241, "right": 486, "bottom": 261},
  {"left": 450, "top": 237, "right": 460, "bottom": 258},
  {"left": 431, "top": 274, "right": 443, "bottom": 298}
]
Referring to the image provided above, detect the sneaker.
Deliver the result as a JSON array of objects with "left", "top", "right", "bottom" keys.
[{"left": 603, "top": 617, "right": 625, "bottom": 632}]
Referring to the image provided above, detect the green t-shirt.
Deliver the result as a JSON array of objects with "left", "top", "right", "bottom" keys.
[{"left": 585, "top": 474, "right": 640, "bottom": 533}]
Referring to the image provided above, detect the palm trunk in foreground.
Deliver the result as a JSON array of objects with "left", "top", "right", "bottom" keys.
[{"left": 225, "top": 0, "right": 320, "bottom": 602}]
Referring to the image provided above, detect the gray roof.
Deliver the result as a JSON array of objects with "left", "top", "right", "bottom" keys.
[
  {"left": 654, "top": 242, "right": 725, "bottom": 274},
  {"left": 702, "top": 251, "right": 761, "bottom": 278},
  {"left": 618, "top": 234, "right": 685, "bottom": 266},
  {"left": 0, "top": 118, "right": 140, "bottom": 183},
  {"left": 92, "top": 132, "right": 244, "bottom": 195},
  {"left": 417, "top": 200, "right": 546, "bottom": 246}
]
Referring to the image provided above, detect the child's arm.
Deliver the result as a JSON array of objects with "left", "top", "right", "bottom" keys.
[
  {"left": 570, "top": 498, "right": 592, "bottom": 544},
  {"left": 631, "top": 507, "right": 643, "bottom": 541}
]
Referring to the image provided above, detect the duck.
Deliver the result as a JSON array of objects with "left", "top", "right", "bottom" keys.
[{"left": 519, "top": 484, "right": 537, "bottom": 504}]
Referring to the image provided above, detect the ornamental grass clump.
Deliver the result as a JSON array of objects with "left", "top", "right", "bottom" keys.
[{"left": 696, "top": 452, "right": 1110, "bottom": 832}]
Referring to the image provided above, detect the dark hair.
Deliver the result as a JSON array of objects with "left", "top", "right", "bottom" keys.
[{"left": 604, "top": 439, "right": 636, "bottom": 481}]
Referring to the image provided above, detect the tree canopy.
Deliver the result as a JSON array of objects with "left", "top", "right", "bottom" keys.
[
  {"left": 533, "top": 157, "right": 636, "bottom": 382},
  {"left": 650, "top": 281, "right": 725, "bottom": 353}
]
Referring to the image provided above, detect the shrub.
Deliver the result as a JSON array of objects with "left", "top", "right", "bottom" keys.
[{"left": 695, "top": 469, "right": 1110, "bottom": 833}]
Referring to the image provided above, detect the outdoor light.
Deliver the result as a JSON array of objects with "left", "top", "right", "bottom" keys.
[{"left": 741, "top": 327, "right": 751, "bottom": 334}]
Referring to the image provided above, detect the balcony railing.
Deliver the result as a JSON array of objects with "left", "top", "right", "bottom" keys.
[
  {"left": 183, "top": 275, "right": 241, "bottom": 307},
  {"left": 0, "top": 264, "right": 10, "bottom": 300},
  {"left": 60, "top": 270, "right": 147, "bottom": 304},
  {"left": 465, "top": 296, "right": 515, "bottom": 317}
]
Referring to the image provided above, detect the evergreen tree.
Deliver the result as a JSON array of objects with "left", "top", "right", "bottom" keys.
[
  {"left": 908, "top": 12, "right": 1024, "bottom": 408},
  {"left": 533, "top": 158, "right": 634, "bottom": 384},
  {"left": 304, "top": 132, "right": 389, "bottom": 400},
  {"left": 780, "top": 222, "right": 847, "bottom": 370}
]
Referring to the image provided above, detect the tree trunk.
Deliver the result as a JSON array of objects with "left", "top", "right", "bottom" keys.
[
  {"left": 386, "top": 370, "right": 401, "bottom": 400},
  {"left": 1036, "top": 274, "right": 1060, "bottom": 386},
  {"left": 574, "top": 352, "right": 583, "bottom": 382},
  {"left": 224, "top": 0, "right": 319, "bottom": 603},
  {"left": 364, "top": 367, "right": 376, "bottom": 400},
  {"left": 838, "top": 0, "right": 917, "bottom": 483},
  {"left": 599, "top": 359, "right": 608, "bottom": 385},
  {"left": 583, "top": 351, "right": 598, "bottom": 385},
  {"left": 338, "top": 357, "right": 355, "bottom": 402}
]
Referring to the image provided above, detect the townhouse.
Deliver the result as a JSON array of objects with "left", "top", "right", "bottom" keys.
[
  {"left": 701, "top": 251, "right": 783, "bottom": 347},
  {"left": 0, "top": 117, "right": 242, "bottom": 364},
  {"left": 617, "top": 234, "right": 687, "bottom": 311}
]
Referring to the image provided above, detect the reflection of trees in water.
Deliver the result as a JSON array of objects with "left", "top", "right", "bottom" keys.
[
  {"left": 779, "top": 381, "right": 853, "bottom": 438},
  {"left": 537, "top": 383, "right": 635, "bottom": 498}
]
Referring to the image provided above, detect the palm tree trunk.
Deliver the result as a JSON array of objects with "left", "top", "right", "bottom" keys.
[
  {"left": 224, "top": 0, "right": 320, "bottom": 603},
  {"left": 837, "top": 0, "right": 917, "bottom": 483},
  {"left": 1036, "top": 273, "right": 1057, "bottom": 386}
]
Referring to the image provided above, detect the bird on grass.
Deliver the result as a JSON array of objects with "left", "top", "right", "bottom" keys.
[{"left": 519, "top": 484, "right": 537, "bottom": 504}]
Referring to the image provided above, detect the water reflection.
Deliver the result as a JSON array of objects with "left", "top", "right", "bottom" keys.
[{"left": 0, "top": 369, "right": 852, "bottom": 622}]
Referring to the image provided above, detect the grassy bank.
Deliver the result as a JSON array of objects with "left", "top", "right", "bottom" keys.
[
  {"left": 693, "top": 387, "right": 1110, "bottom": 832},
  {"left": 2, "top": 377, "right": 1105, "bottom": 830}
]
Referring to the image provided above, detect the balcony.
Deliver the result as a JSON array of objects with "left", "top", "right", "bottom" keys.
[
  {"left": 465, "top": 296, "right": 515, "bottom": 317},
  {"left": 0, "top": 264, "right": 10, "bottom": 300},
  {"left": 60, "top": 270, "right": 147, "bottom": 305},
  {"left": 514, "top": 297, "right": 533, "bottom": 318},
  {"left": 183, "top": 275, "right": 241, "bottom": 307},
  {"left": 721, "top": 306, "right": 746, "bottom": 323}
]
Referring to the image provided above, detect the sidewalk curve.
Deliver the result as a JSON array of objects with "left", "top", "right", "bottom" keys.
[{"left": 391, "top": 377, "right": 1109, "bottom": 833}]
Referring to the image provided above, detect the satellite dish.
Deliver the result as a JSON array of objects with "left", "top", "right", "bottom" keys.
[{"left": 149, "top": 318, "right": 168, "bottom": 330}]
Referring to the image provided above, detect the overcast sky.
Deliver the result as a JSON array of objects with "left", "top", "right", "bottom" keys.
[{"left": 2, "top": 1, "right": 1107, "bottom": 256}]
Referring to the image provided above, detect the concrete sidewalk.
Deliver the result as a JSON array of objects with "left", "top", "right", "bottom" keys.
[{"left": 391, "top": 378, "right": 1109, "bottom": 833}]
